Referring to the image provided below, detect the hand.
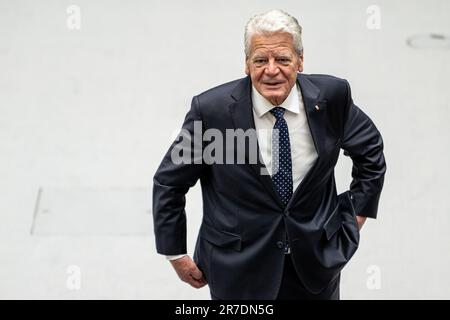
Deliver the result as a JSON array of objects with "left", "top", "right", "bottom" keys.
[
  {"left": 170, "top": 255, "right": 207, "bottom": 288},
  {"left": 356, "top": 215, "right": 367, "bottom": 230}
]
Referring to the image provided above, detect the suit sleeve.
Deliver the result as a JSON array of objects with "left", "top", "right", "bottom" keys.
[
  {"left": 340, "top": 80, "right": 387, "bottom": 219},
  {"left": 152, "top": 96, "right": 205, "bottom": 254}
]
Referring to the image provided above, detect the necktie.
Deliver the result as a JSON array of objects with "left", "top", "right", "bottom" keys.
[{"left": 270, "top": 107, "right": 293, "bottom": 208}]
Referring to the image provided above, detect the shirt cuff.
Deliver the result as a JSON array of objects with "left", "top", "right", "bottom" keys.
[{"left": 165, "top": 254, "right": 187, "bottom": 261}]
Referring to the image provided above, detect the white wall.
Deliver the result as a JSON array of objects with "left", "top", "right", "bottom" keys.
[{"left": 0, "top": 0, "right": 449, "bottom": 299}]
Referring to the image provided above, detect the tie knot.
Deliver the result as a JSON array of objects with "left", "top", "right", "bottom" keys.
[{"left": 270, "top": 107, "right": 285, "bottom": 120}]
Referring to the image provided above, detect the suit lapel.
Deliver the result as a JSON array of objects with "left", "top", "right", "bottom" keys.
[
  {"left": 297, "top": 73, "right": 326, "bottom": 158},
  {"left": 229, "top": 76, "right": 284, "bottom": 208},
  {"left": 286, "top": 73, "right": 327, "bottom": 206}
]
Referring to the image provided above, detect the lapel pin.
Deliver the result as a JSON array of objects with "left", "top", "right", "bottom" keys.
[{"left": 315, "top": 105, "right": 320, "bottom": 111}]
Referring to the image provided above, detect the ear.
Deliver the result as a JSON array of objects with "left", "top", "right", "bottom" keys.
[
  {"left": 297, "top": 53, "right": 304, "bottom": 72},
  {"left": 245, "top": 59, "right": 250, "bottom": 75}
]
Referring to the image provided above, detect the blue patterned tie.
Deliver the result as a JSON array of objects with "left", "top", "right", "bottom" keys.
[{"left": 270, "top": 107, "right": 293, "bottom": 207}]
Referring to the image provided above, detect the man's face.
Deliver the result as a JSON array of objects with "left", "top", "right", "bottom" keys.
[{"left": 245, "top": 32, "right": 303, "bottom": 106}]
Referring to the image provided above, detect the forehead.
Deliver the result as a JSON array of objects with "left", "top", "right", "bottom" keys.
[{"left": 250, "top": 32, "right": 296, "bottom": 55}]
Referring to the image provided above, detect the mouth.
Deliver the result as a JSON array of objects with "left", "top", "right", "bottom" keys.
[{"left": 263, "top": 81, "right": 284, "bottom": 88}]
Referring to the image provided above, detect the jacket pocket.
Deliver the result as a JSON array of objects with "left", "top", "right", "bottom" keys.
[
  {"left": 323, "top": 203, "right": 343, "bottom": 240},
  {"left": 199, "top": 222, "right": 242, "bottom": 251}
]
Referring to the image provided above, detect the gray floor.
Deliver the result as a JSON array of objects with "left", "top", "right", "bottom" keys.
[{"left": 1, "top": 0, "right": 450, "bottom": 299}]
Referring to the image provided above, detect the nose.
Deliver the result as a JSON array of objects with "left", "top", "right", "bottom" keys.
[{"left": 264, "top": 59, "right": 280, "bottom": 76}]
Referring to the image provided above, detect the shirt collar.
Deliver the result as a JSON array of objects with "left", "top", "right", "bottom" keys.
[{"left": 252, "top": 82, "right": 301, "bottom": 118}]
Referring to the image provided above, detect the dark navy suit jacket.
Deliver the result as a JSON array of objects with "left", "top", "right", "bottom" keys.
[{"left": 152, "top": 73, "right": 386, "bottom": 299}]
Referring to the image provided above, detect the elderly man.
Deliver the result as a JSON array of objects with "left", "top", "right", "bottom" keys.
[{"left": 152, "top": 10, "right": 386, "bottom": 300}]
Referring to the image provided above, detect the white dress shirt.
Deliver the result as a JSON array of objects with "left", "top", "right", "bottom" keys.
[
  {"left": 252, "top": 83, "right": 318, "bottom": 192},
  {"left": 165, "top": 82, "right": 318, "bottom": 261}
]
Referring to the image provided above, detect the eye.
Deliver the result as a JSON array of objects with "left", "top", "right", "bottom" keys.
[
  {"left": 253, "top": 58, "right": 268, "bottom": 65},
  {"left": 277, "top": 57, "right": 291, "bottom": 64}
]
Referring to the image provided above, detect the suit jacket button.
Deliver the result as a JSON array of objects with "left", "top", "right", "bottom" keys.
[{"left": 276, "top": 241, "right": 284, "bottom": 249}]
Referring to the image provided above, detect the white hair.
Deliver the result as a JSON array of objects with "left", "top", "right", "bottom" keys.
[{"left": 244, "top": 9, "right": 303, "bottom": 58}]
